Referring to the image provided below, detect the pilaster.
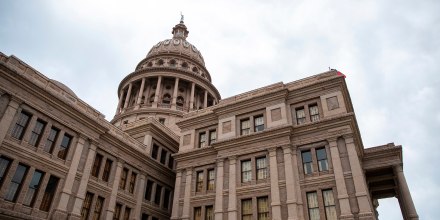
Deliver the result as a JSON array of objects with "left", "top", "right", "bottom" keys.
[
  {"left": 215, "top": 158, "right": 225, "bottom": 220},
  {"left": 282, "top": 146, "right": 299, "bottom": 220},
  {"left": 171, "top": 170, "right": 183, "bottom": 219},
  {"left": 181, "top": 168, "right": 193, "bottom": 220},
  {"left": 105, "top": 160, "right": 124, "bottom": 220},
  {"left": 227, "top": 156, "right": 237, "bottom": 220},
  {"left": 0, "top": 96, "right": 21, "bottom": 144},
  {"left": 268, "top": 148, "right": 282, "bottom": 220}
]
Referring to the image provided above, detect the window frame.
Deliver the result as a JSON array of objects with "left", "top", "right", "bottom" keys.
[
  {"left": 11, "top": 111, "right": 31, "bottom": 140},
  {"left": 290, "top": 99, "right": 323, "bottom": 126}
]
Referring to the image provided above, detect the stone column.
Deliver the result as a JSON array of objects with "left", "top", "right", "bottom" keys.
[
  {"left": 115, "top": 90, "right": 124, "bottom": 115},
  {"left": 269, "top": 148, "right": 282, "bottom": 220},
  {"left": 71, "top": 140, "right": 98, "bottom": 219},
  {"left": 171, "top": 170, "right": 182, "bottom": 219},
  {"left": 135, "top": 78, "right": 146, "bottom": 110},
  {"left": 395, "top": 165, "right": 419, "bottom": 220},
  {"left": 153, "top": 76, "right": 162, "bottom": 108},
  {"left": 291, "top": 146, "right": 304, "bottom": 220},
  {"left": 133, "top": 174, "right": 146, "bottom": 220},
  {"left": 328, "top": 139, "right": 353, "bottom": 218},
  {"left": 123, "top": 83, "right": 132, "bottom": 109},
  {"left": 105, "top": 160, "right": 124, "bottom": 220},
  {"left": 227, "top": 156, "right": 237, "bottom": 220},
  {"left": 0, "top": 97, "right": 20, "bottom": 145},
  {"left": 203, "top": 90, "right": 208, "bottom": 108},
  {"left": 189, "top": 82, "right": 195, "bottom": 111},
  {"left": 182, "top": 168, "right": 193, "bottom": 220},
  {"left": 344, "top": 135, "right": 375, "bottom": 219},
  {"left": 54, "top": 135, "right": 87, "bottom": 218},
  {"left": 283, "top": 146, "right": 299, "bottom": 220},
  {"left": 215, "top": 159, "right": 224, "bottom": 220},
  {"left": 171, "top": 77, "right": 179, "bottom": 110}
]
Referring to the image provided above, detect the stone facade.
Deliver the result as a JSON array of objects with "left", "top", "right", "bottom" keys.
[{"left": 0, "top": 20, "right": 418, "bottom": 220}]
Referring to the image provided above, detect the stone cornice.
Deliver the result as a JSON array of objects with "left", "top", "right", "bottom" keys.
[{"left": 111, "top": 106, "right": 184, "bottom": 123}]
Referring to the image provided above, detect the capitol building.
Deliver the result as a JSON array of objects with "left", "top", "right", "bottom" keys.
[{"left": 0, "top": 20, "right": 418, "bottom": 220}]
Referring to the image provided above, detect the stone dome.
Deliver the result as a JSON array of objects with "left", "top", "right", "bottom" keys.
[
  {"left": 145, "top": 21, "right": 205, "bottom": 67},
  {"left": 146, "top": 38, "right": 205, "bottom": 66}
]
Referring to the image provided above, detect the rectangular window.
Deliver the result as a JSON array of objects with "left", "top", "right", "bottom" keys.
[
  {"left": 151, "top": 144, "right": 159, "bottom": 159},
  {"left": 307, "top": 192, "right": 320, "bottom": 220},
  {"left": 81, "top": 192, "right": 94, "bottom": 220},
  {"left": 194, "top": 207, "right": 202, "bottom": 220},
  {"left": 199, "top": 132, "right": 206, "bottom": 148},
  {"left": 302, "top": 151, "right": 313, "bottom": 174},
  {"left": 128, "top": 172, "right": 137, "bottom": 193},
  {"left": 323, "top": 190, "right": 337, "bottom": 220},
  {"left": 44, "top": 127, "right": 59, "bottom": 153},
  {"left": 29, "top": 119, "right": 46, "bottom": 147},
  {"left": 256, "top": 157, "right": 268, "bottom": 180},
  {"left": 242, "top": 199, "right": 252, "bottom": 220},
  {"left": 145, "top": 180, "right": 153, "bottom": 201},
  {"left": 257, "top": 197, "right": 269, "bottom": 220},
  {"left": 168, "top": 156, "right": 174, "bottom": 169},
  {"left": 91, "top": 154, "right": 103, "bottom": 178},
  {"left": 296, "top": 107, "right": 306, "bottom": 125},
  {"left": 196, "top": 171, "right": 204, "bottom": 192},
  {"left": 209, "top": 130, "right": 216, "bottom": 145},
  {"left": 240, "top": 119, "right": 250, "bottom": 135},
  {"left": 0, "top": 156, "right": 12, "bottom": 186},
  {"left": 241, "top": 160, "right": 252, "bottom": 183},
  {"left": 92, "top": 196, "right": 104, "bottom": 220},
  {"left": 160, "top": 149, "right": 167, "bottom": 164},
  {"left": 57, "top": 134, "right": 72, "bottom": 160},
  {"left": 154, "top": 184, "right": 162, "bottom": 205},
  {"left": 207, "top": 169, "right": 215, "bottom": 191},
  {"left": 163, "top": 188, "right": 171, "bottom": 209},
  {"left": 254, "top": 115, "right": 264, "bottom": 132},
  {"left": 119, "top": 168, "right": 128, "bottom": 190},
  {"left": 40, "top": 175, "right": 59, "bottom": 211},
  {"left": 11, "top": 111, "right": 31, "bottom": 140},
  {"left": 102, "top": 159, "right": 113, "bottom": 182},
  {"left": 316, "top": 148, "right": 328, "bottom": 172},
  {"left": 206, "top": 205, "right": 214, "bottom": 220},
  {"left": 5, "top": 163, "right": 29, "bottom": 201},
  {"left": 123, "top": 207, "right": 131, "bottom": 220},
  {"left": 113, "top": 203, "right": 122, "bottom": 220},
  {"left": 309, "top": 104, "right": 320, "bottom": 122},
  {"left": 23, "top": 170, "right": 44, "bottom": 207}
]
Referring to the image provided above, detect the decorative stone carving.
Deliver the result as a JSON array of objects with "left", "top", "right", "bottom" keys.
[
  {"left": 326, "top": 96, "right": 339, "bottom": 110},
  {"left": 222, "top": 121, "right": 231, "bottom": 133}
]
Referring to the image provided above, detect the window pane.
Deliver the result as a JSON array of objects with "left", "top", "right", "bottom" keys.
[
  {"left": 5, "top": 164, "right": 29, "bottom": 201},
  {"left": 196, "top": 171, "right": 204, "bottom": 192},
  {"left": 57, "top": 134, "right": 72, "bottom": 159},
  {"left": 163, "top": 188, "right": 171, "bottom": 209},
  {"left": 257, "top": 197, "right": 269, "bottom": 220},
  {"left": 92, "top": 196, "right": 104, "bottom": 220},
  {"left": 152, "top": 145, "right": 159, "bottom": 159},
  {"left": 199, "top": 132, "right": 206, "bottom": 148},
  {"left": 23, "top": 170, "right": 44, "bottom": 206},
  {"left": 256, "top": 157, "right": 268, "bottom": 180},
  {"left": 0, "top": 156, "right": 12, "bottom": 184},
  {"left": 29, "top": 120, "right": 46, "bottom": 146},
  {"left": 44, "top": 127, "right": 59, "bottom": 153},
  {"left": 207, "top": 169, "right": 215, "bottom": 191},
  {"left": 160, "top": 149, "right": 167, "bottom": 164},
  {"left": 309, "top": 105, "right": 319, "bottom": 122},
  {"left": 209, "top": 130, "right": 216, "bottom": 145},
  {"left": 154, "top": 184, "right": 162, "bottom": 205},
  {"left": 302, "top": 151, "right": 312, "bottom": 163},
  {"left": 81, "top": 192, "right": 93, "bottom": 220},
  {"left": 241, "top": 119, "right": 250, "bottom": 135},
  {"left": 307, "top": 192, "right": 320, "bottom": 220},
  {"left": 145, "top": 180, "right": 153, "bottom": 200},
  {"left": 119, "top": 168, "right": 128, "bottom": 190},
  {"left": 316, "top": 148, "right": 328, "bottom": 171},
  {"left": 206, "top": 206, "right": 214, "bottom": 220},
  {"left": 241, "top": 160, "right": 252, "bottom": 182},
  {"left": 114, "top": 203, "right": 122, "bottom": 220},
  {"left": 102, "top": 159, "right": 113, "bottom": 182},
  {"left": 129, "top": 172, "right": 137, "bottom": 193},
  {"left": 91, "top": 154, "right": 103, "bottom": 178},
  {"left": 296, "top": 108, "right": 306, "bottom": 125},
  {"left": 254, "top": 116, "right": 264, "bottom": 132},
  {"left": 316, "top": 148, "right": 327, "bottom": 160},
  {"left": 242, "top": 199, "right": 252, "bottom": 220},
  {"left": 11, "top": 112, "right": 30, "bottom": 140},
  {"left": 194, "top": 207, "right": 202, "bottom": 220},
  {"left": 323, "top": 189, "right": 337, "bottom": 220},
  {"left": 40, "top": 175, "right": 59, "bottom": 211}
]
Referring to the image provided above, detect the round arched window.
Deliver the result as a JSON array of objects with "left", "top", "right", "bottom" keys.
[
  {"left": 176, "top": 96, "right": 184, "bottom": 106},
  {"left": 192, "top": 67, "right": 198, "bottom": 73},
  {"left": 158, "top": 59, "right": 164, "bottom": 66},
  {"left": 169, "top": 59, "right": 176, "bottom": 67},
  {"left": 147, "top": 62, "right": 153, "bottom": 67},
  {"left": 162, "top": 94, "right": 171, "bottom": 104},
  {"left": 182, "top": 62, "right": 188, "bottom": 69}
]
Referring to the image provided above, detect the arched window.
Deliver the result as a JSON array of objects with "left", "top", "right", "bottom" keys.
[
  {"left": 162, "top": 94, "right": 171, "bottom": 104},
  {"left": 176, "top": 96, "right": 184, "bottom": 106},
  {"left": 182, "top": 62, "right": 188, "bottom": 69},
  {"left": 192, "top": 67, "right": 198, "bottom": 73},
  {"left": 149, "top": 93, "right": 155, "bottom": 103},
  {"left": 169, "top": 59, "right": 176, "bottom": 67},
  {"left": 158, "top": 59, "right": 164, "bottom": 66},
  {"left": 147, "top": 62, "right": 153, "bottom": 67}
]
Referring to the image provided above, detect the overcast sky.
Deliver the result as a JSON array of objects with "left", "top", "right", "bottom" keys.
[{"left": 1, "top": 0, "right": 439, "bottom": 219}]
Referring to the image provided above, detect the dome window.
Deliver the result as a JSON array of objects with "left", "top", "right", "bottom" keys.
[
  {"left": 165, "top": 85, "right": 172, "bottom": 90},
  {"left": 192, "top": 67, "right": 198, "bottom": 73},
  {"left": 147, "top": 62, "right": 153, "bottom": 67},
  {"left": 177, "top": 96, "right": 184, "bottom": 106},
  {"left": 201, "top": 73, "right": 206, "bottom": 78},
  {"left": 169, "top": 59, "right": 176, "bottom": 67},
  {"left": 181, "top": 62, "right": 188, "bottom": 69},
  {"left": 162, "top": 94, "right": 171, "bottom": 104},
  {"left": 179, "top": 87, "right": 185, "bottom": 93},
  {"left": 158, "top": 59, "right": 164, "bottom": 66}
]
